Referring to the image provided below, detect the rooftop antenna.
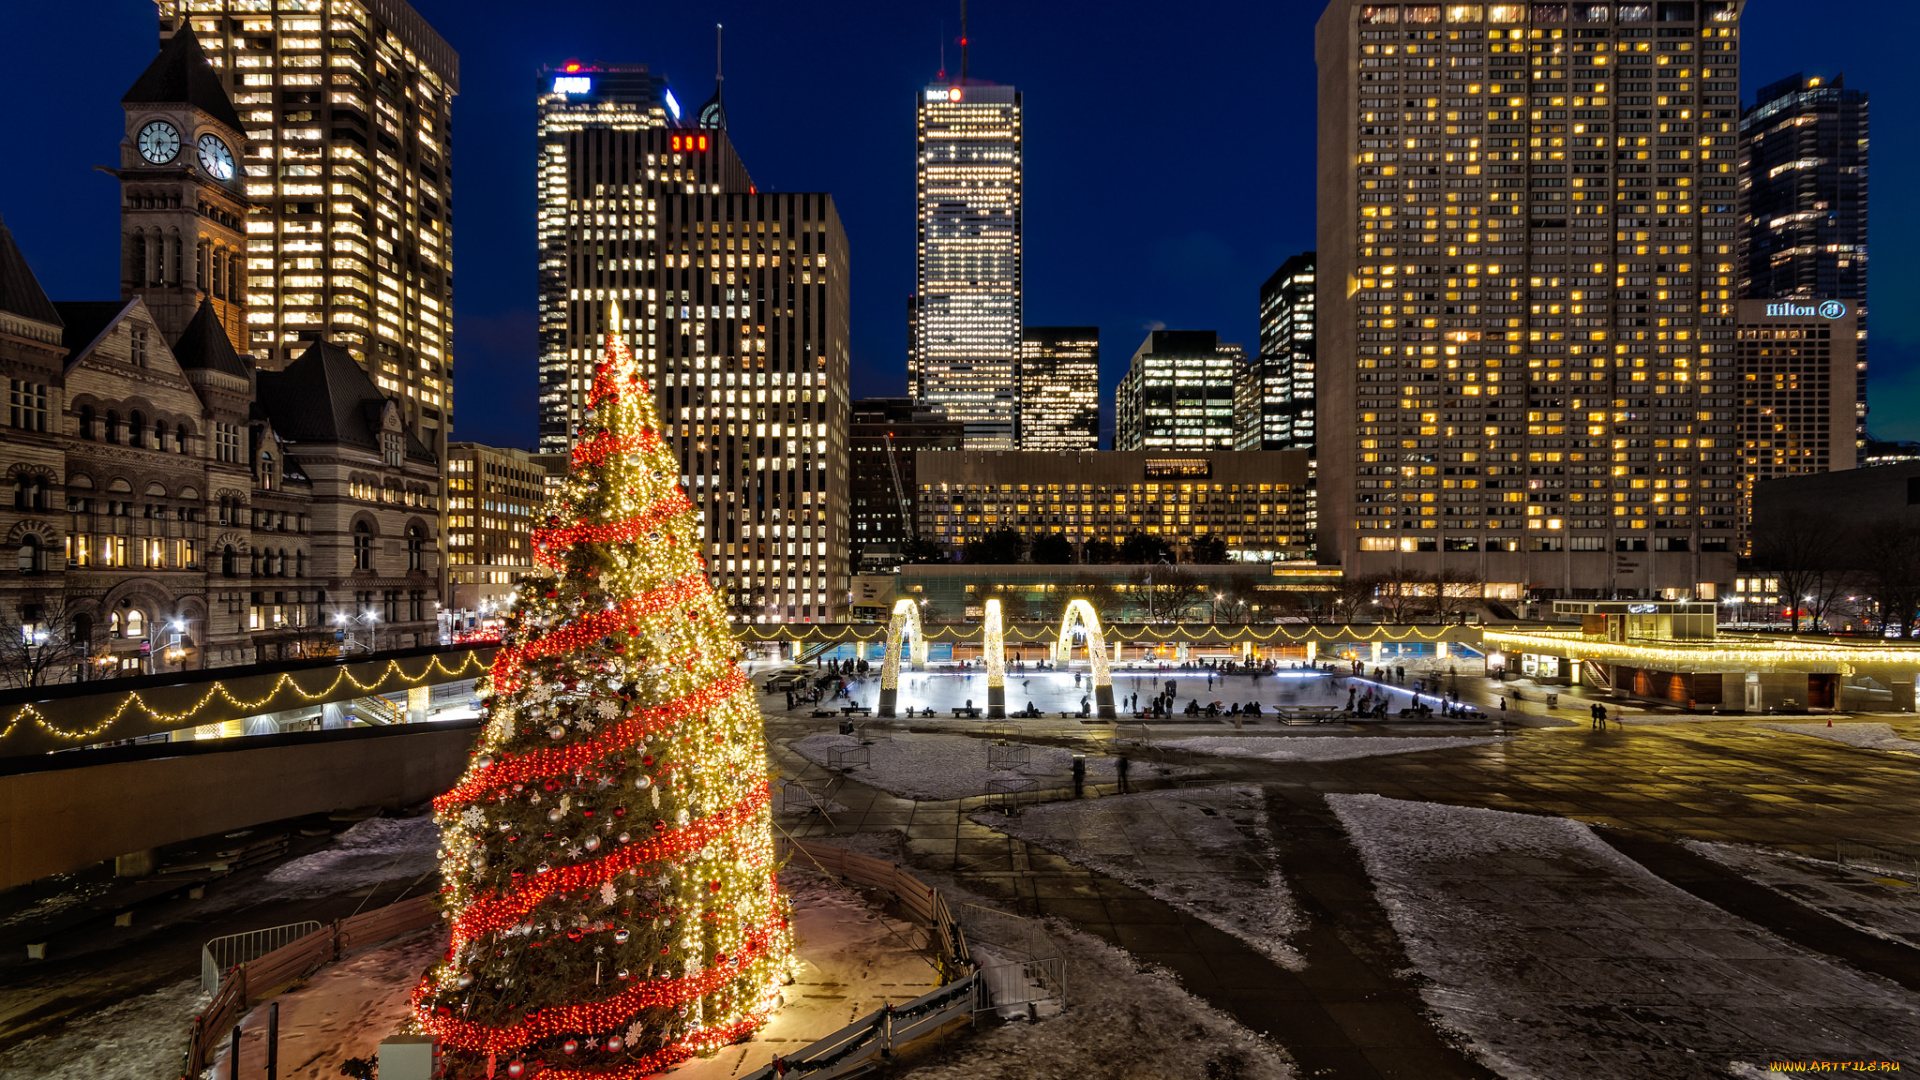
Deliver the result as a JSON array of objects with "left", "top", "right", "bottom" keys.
[
  {"left": 960, "top": 0, "right": 969, "bottom": 83},
  {"left": 938, "top": 20, "right": 946, "bottom": 81},
  {"left": 715, "top": 23, "right": 724, "bottom": 102}
]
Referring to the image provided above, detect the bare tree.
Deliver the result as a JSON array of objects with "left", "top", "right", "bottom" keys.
[
  {"left": 1848, "top": 520, "right": 1920, "bottom": 637},
  {"left": 1430, "top": 569, "right": 1484, "bottom": 624},
  {"left": 1129, "top": 566, "right": 1208, "bottom": 622},
  {"left": 1752, "top": 509, "right": 1845, "bottom": 633},
  {"left": 0, "top": 597, "right": 94, "bottom": 688},
  {"left": 1370, "top": 568, "right": 1434, "bottom": 624}
]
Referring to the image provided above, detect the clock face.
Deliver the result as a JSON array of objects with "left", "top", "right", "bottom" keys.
[
  {"left": 137, "top": 120, "right": 180, "bottom": 164},
  {"left": 196, "top": 133, "right": 236, "bottom": 181}
]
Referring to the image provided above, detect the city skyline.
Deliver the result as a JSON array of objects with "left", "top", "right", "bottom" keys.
[{"left": 2, "top": 0, "right": 1912, "bottom": 451}]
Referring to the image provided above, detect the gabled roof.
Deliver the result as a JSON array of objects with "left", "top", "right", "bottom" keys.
[
  {"left": 0, "top": 215, "right": 61, "bottom": 328},
  {"left": 172, "top": 298, "right": 251, "bottom": 379},
  {"left": 52, "top": 300, "right": 137, "bottom": 363},
  {"left": 122, "top": 27, "right": 247, "bottom": 135},
  {"left": 256, "top": 339, "right": 437, "bottom": 464}
]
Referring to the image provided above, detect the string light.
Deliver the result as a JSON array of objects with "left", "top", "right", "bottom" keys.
[
  {"left": 878, "top": 599, "right": 928, "bottom": 692},
  {"left": 1053, "top": 600, "right": 1112, "bottom": 686},
  {"left": 0, "top": 651, "right": 490, "bottom": 747},
  {"left": 1484, "top": 629, "right": 1920, "bottom": 674},
  {"left": 416, "top": 306, "right": 793, "bottom": 1076},
  {"left": 982, "top": 600, "right": 1005, "bottom": 689},
  {"left": 736, "top": 622, "right": 1471, "bottom": 644}
]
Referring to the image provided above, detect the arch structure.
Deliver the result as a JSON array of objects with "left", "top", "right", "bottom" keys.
[
  {"left": 1053, "top": 599, "right": 1116, "bottom": 718},
  {"left": 983, "top": 599, "right": 1007, "bottom": 718},
  {"left": 877, "top": 599, "right": 927, "bottom": 717}
]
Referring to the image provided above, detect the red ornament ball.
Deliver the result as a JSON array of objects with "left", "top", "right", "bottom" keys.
[
  {"left": 562, "top": 1039, "right": 579, "bottom": 1054},
  {"left": 507, "top": 1063, "right": 525, "bottom": 1078}
]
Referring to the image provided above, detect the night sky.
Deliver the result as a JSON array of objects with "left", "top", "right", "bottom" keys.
[{"left": 4, "top": 0, "right": 1915, "bottom": 449}]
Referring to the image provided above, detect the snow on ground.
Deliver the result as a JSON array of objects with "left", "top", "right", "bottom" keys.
[
  {"left": 1150, "top": 734, "right": 1508, "bottom": 764},
  {"left": 1328, "top": 794, "right": 1920, "bottom": 1079},
  {"left": 669, "top": 868, "right": 940, "bottom": 1080},
  {"left": 0, "top": 976, "right": 207, "bottom": 1080},
  {"left": 1752, "top": 722, "right": 1920, "bottom": 755},
  {"left": 976, "top": 786, "right": 1302, "bottom": 969},
  {"left": 894, "top": 871, "right": 1292, "bottom": 1080},
  {"left": 212, "top": 928, "right": 444, "bottom": 1080},
  {"left": 233, "top": 816, "right": 440, "bottom": 905},
  {"left": 1681, "top": 839, "right": 1920, "bottom": 948},
  {"left": 792, "top": 733, "right": 1193, "bottom": 801}
]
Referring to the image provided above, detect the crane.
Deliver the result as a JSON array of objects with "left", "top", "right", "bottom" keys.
[{"left": 883, "top": 432, "right": 914, "bottom": 545}]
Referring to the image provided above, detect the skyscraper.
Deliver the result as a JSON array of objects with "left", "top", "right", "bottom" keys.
[
  {"left": 914, "top": 75, "right": 1023, "bottom": 449},
  {"left": 1317, "top": 0, "right": 1743, "bottom": 599},
  {"left": 1116, "top": 331, "right": 1240, "bottom": 452},
  {"left": 1242, "top": 253, "right": 1317, "bottom": 451},
  {"left": 1739, "top": 73, "right": 1867, "bottom": 437},
  {"left": 154, "top": 0, "right": 459, "bottom": 459},
  {"left": 1019, "top": 327, "right": 1099, "bottom": 451},
  {"left": 849, "top": 398, "right": 963, "bottom": 571},
  {"left": 1733, "top": 298, "right": 1858, "bottom": 554},
  {"left": 533, "top": 55, "right": 852, "bottom": 622},
  {"left": 534, "top": 62, "right": 751, "bottom": 452}
]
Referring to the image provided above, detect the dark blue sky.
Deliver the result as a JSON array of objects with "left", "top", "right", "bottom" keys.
[{"left": 5, "top": 0, "right": 1916, "bottom": 448}]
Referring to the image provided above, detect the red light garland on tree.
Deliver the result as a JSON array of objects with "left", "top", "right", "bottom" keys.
[{"left": 414, "top": 307, "right": 794, "bottom": 1077}]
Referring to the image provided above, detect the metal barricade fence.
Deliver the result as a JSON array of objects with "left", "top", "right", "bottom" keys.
[
  {"left": 1836, "top": 838, "right": 1920, "bottom": 882},
  {"left": 201, "top": 921, "right": 323, "bottom": 993}
]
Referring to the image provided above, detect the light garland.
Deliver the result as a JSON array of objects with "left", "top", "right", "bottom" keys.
[
  {"left": 416, "top": 307, "right": 793, "bottom": 1078},
  {"left": 1484, "top": 629, "right": 1920, "bottom": 674},
  {"left": 878, "top": 599, "right": 928, "bottom": 692},
  {"left": 1053, "top": 600, "right": 1112, "bottom": 686},
  {"left": 0, "top": 651, "right": 491, "bottom": 747},
  {"left": 982, "top": 600, "right": 1005, "bottom": 689},
  {"left": 732, "top": 622, "right": 1474, "bottom": 645}
]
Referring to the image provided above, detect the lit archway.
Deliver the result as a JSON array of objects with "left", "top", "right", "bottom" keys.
[
  {"left": 1053, "top": 599, "right": 1115, "bottom": 717},
  {"left": 877, "top": 599, "right": 928, "bottom": 717},
  {"left": 983, "top": 599, "right": 1007, "bottom": 718}
]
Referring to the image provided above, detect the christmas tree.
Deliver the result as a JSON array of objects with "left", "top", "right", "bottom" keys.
[{"left": 414, "top": 311, "right": 793, "bottom": 1078}]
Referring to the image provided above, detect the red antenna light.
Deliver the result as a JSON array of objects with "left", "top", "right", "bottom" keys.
[{"left": 564, "top": 63, "right": 580, "bottom": 72}]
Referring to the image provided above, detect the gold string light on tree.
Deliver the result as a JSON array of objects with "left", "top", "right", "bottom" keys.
[{"left": 412, "top": 306, "right": 793, "bottom": 1078}]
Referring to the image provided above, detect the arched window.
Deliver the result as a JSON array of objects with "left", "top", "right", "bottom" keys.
[
  {"left": 279, "top": 548, "right": 290, "bottom": 578},
  {"left": 296, "top": 550, "right": 307, "bottom": 578},
  {"left": 29, "top": 477, "right": 45, "bottom": 511},
  {"left": 16, "top": 536, "right": 39, "bottom": 574},
  {"left": 79, "top": 405, "right": 96, "bottom": 441},
  {"left": 221, "top": 544, "right": 236, "bottom": 578},
  {"left": 11, "top": 477, "right": 25, "bottom": 510},
  {"left": 176, "top": 424, "right": 189, "bottom": 454},
  {"left": 154, "top": 419, "right": 166, "bottom": 448},
  {"left": 73, "top": 614, "right": 92, "bottom": 647},
  {"left": 251, "top": 550, "right": 262, "bottom": 577},
  {"left": 109, "top": 612, "right": 122, "bottom": 637},
  {"left": 129, "top": 411, "right": 145, "bottom": 448},
  {"left": 353, "top": 521, "right": 373, "bottom": 571},
  {"left": 127, "top": 232, "right": 148, "bottom": 289},
  {"left": 105, "top": 410, "right": 120, "bottom": 444},
  {"left": 406, "top": 525, "right": 425, "bottom": 572},
  {"left": 260, "top": 450, "right": 276, "bottom": 491},
  {"left": 124, "top": 609, "right": 145, "bottom": 639}
]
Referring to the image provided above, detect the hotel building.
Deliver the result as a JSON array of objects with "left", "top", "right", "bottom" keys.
[
  {"left": 914, "top": 80, "right": 1023, "bottom": 448},
  {"left": 1317, "top": 0, "right": 1743, "bottom": 599},
  {"left": 1018, "top": 326, "right": 1100, "bottom": 451},
  {"left": 154, "top": 0, "right": 459, "bottom": 460},
  {"left": 1733, "top": 298, "right": 1858, "bottom": 552},
  {"left": 1739, "top": 73, "right": 1868, "bottom": 436}
]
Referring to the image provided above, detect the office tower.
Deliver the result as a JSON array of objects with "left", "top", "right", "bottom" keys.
[
  {"left": 654, "top": 193, "right": 851, "bottom": 622},
  {"left": 1116, "top": 331, "right": 1240, "bottom": 452},
  {"left": 1739, "top": 73, "right": 1867, "bottom": 436},
  {"left": 1734, "top": 298, "right": 1858, "bottom": 552},
  {"left": 849, "top": 398, "right": 964, "bottom": 570},
  {"left": 444, "top": 443, "right": 550, "bottom": 616},
  {"left": 906, "top": 294, "right": 920, "bottom": 396},
  {"left": 915, "top": 77, "right": 1023, "bottom": 448},
  {"left": 1019, "top": 327, "right": 1099, "bottom": 451},
  {"left": 1317, "top": 0, "right": 1743, "bottom": 600},
  {"left": 155, "top": 1, "right": 459, "bottom": 460},
  {"left": 915, "top": 449, "right": 1313, "bottom": 562},
  {"left": 535, "top": 63, "right": 751, "bottom": 452},
  {"left": 1245, "top": 253, "right": 1318, "bottom": 451}
]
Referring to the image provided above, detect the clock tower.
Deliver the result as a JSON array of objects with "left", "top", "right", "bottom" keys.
[{"left": 114, "top": 27, "right": 250, "bottom": 352}]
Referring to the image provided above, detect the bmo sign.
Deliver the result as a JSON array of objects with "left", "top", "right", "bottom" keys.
[{"left": 1764, "top": 300, "right": 1848, "bottom": 319}]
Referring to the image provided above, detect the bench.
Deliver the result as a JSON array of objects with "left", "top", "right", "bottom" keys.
[
  {"left": 840, "top": 705, "right": 871, "bottom": 717},
  {"left": 950, "top": 707, "right": 982, "bottom": 718},
  {"left": 809, "top": 709, "right": 835, "bottom": 719}
]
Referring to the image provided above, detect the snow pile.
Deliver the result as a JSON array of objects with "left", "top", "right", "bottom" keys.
[
  {"left": 978, "top": 787, "right": 1302, "bottom": 969},
  {"left": 0, "top": 977, "right": 207, "bottom": 1080},
  {"left": 1753, "top": 722, "right": 1920, "bottom": 755},
  {"left": 792, "top": 733, "right": 1192, "bottom": 801},
  {"left": 1681, "top": 839, "right": 1920, "bottom": 948},
  {"left": 1151, "top": 734, "right": 1508, "bottom": 764},
  {"left": 256, "top": 815, "right": 440, "bottom": 898},
  {"left": 1328, "top": 794, "right": 1920, "bottom": 1078}
]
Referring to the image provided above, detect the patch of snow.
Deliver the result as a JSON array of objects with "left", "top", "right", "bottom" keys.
[
  {"left": 791, "top": 733, "right": 1194, "bottom": 801},
  {"left": 0, "top": 977, "right": 207, "bottom": 1080},
  {"left": 1151, "top": 734, "right": 1509, "bottom": 764},
  {"left": 1328, "top": 794, "right": 1920, "bottom": 1079},
  {"left": 1681, "top": 839, "right": 1920, "bottom": 948},
  {"left": 254, "top": 816, "right": 440, "bottom": 898},
  {"left": 1752, "top": 722, "right": 1920, "bottom": 755},
  {"left": 977, "top": 786, "right": 1302, "bottom": 969}
]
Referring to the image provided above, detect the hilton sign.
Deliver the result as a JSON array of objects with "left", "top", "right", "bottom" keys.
[{"left": 1764, "top": 301, "right": 1847, "bottom": 319}]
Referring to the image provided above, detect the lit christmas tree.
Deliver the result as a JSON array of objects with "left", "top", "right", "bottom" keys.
[{"left": 415, "top": 310, "right": 793, "bottom": 1078}]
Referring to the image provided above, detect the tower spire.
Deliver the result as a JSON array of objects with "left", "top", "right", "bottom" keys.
[
  {"left": 960, "top": 0, "right": 969, "bottom": 83},
  {"left": 697, "top": 24, "right": 729, "bottom": 130}
]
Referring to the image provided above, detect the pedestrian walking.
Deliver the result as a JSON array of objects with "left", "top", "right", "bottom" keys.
[
  {"left": 1117, "top": 755, "right": 1131, "bottom": 793},
  {"left": 1499, "top": 696, "right": 1507, "bottom": 713}
]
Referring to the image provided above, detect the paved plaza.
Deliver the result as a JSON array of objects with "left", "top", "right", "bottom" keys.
[{"left": 753, "top": 659, "right": 1920, "bottom": 1078}]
